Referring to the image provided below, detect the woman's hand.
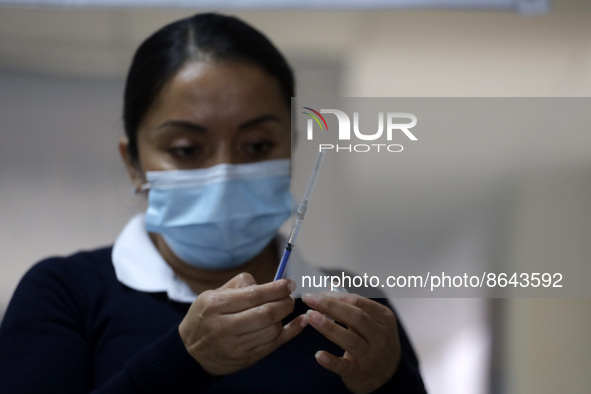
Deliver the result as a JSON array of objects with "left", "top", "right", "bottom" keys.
[
  {"left": 179, "top": 273, "right": 307, "bottom": 376},
  {"left": 302, "top": 292, "right": 401, "bottom": 394}
]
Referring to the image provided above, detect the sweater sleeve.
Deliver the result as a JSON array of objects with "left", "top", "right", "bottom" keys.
[
  {"left": 0, "top": 258, "right": 215, "bottom": 394},
  {"left": 92, "top": 325, "right": 216, "bottom": 394}
]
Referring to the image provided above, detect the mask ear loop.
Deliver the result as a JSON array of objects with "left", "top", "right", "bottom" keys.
[{"left": 134, "top": 183, "right": 151, "bottom": 195}]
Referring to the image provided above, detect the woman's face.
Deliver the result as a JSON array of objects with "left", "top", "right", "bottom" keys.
[{"left": 121, "top": 60, "right": 291, "bottom": 187}]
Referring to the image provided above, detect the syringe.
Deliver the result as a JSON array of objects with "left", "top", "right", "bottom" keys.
[{"left": 274, "top": 150, "right": 326, "bottom": 281}]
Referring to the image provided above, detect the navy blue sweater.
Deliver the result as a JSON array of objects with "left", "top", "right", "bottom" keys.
[{"left": 0, "top": 247, "right": 426, "bottom": 393}]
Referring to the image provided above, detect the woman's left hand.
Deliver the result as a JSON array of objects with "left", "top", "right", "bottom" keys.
[{"left": 302, "top": 292, "right": 401, "bottom": 394}]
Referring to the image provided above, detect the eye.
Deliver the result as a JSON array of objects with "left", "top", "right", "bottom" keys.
[
  {"left": 168, "top": 145, "right": 202, "bottom": 161},
  {"left": 242, "top": 140, "right": 276, "bottom": 158}
]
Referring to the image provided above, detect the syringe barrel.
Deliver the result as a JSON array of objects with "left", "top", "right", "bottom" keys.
[
  {"left": 287, "top": 217, "right": 303, "bottom": 245},
  {"left": 274, "top": 150, "right": 326, "bottom": 282},
  {"left": 296, "top": 200, "right": 308, "bottom": 220}
]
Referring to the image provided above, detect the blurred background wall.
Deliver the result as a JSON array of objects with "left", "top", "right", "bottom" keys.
[{"left": 1, "top": 2, "right": 591, "bottom": 393}]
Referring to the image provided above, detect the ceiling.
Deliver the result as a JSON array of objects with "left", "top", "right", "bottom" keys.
[{"left": 1, "top": 2, "right": 590, "bottom": 79}]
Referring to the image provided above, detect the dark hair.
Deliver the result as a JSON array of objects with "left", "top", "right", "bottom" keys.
[{"left": 123, "top": 13, "right": 295, "bottom": 162}]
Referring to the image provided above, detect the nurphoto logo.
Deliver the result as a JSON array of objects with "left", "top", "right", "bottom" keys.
[{"left": 303, "top": 107, "right": 418, "bottom": 153}]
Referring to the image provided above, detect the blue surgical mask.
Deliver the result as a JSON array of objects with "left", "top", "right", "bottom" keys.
[{"left": 142, "top": 159, "right": 293, "bottom": 270}]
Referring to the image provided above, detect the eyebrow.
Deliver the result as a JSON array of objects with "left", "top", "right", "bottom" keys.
[
  {"left": 157, "top": 120, "right": 206, "bottom": 133},
  {"left": 238, "top": 114, "right": 280, "bottom": 130},
  {"left": 156, "top": 114, "right": 280, "bottom": 133}
]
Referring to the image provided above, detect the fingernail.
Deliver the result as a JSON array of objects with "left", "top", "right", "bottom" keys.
[
  {"left": 315, "top": 351, "right": 329, "bottom": 364},
  {"left": 289, "top": 279, "right": 296, "bottom": 293},
  {"left": 300, "top": 315, "right": 309, "bottom": 328},
  {"left": 302, "top": 293, "right": 322, "bottom": 306},
  {"left": 306, "top": 310, "right": 325, "bottom": 326}
]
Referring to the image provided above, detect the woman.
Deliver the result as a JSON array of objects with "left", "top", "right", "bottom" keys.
[{"left": 0, "top": 13, "right": 425, "bottom": 393}]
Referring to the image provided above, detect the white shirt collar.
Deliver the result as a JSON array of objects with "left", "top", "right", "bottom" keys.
[{"left": 111, "top": 213, "right": 331, "bottom": 303}]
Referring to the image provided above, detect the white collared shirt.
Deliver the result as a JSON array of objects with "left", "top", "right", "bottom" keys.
[{"left": 111, "top": 214, "right": 331, "bottom": 303}]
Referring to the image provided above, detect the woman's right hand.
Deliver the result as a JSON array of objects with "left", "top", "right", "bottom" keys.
[{"left": 178, "top": 273, "right": 307, "bottom": 376}]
